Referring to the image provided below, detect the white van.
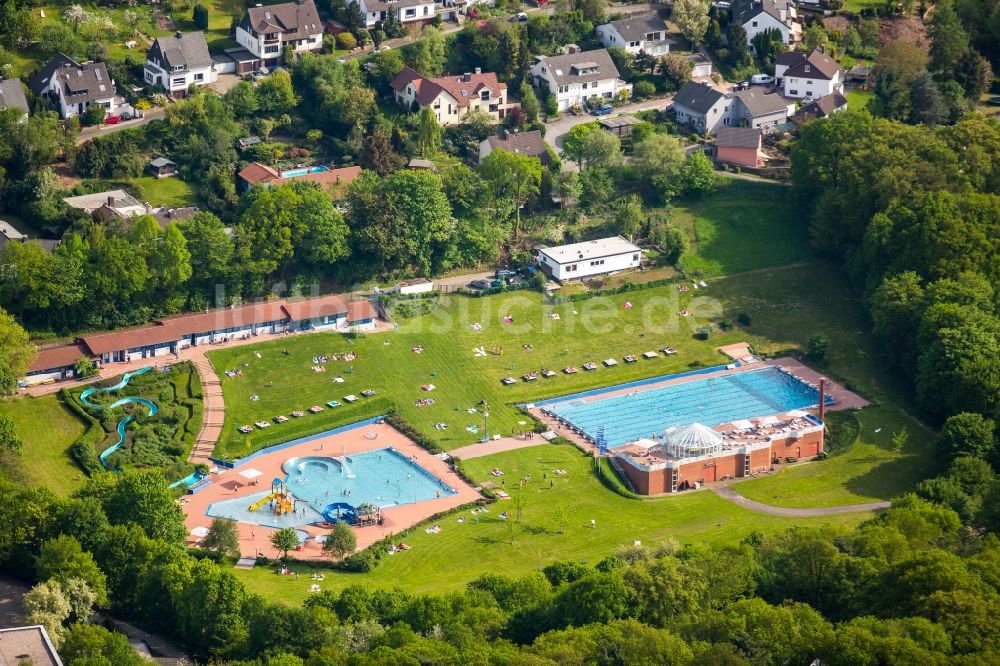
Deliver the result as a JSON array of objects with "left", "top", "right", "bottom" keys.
[{"left": 750, "top": 74, "right": 775, "bottom": 86}]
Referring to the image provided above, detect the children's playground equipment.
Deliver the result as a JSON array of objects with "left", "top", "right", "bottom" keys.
[{"left": 248, "top": 478, "right": 295, "bottom": 515}]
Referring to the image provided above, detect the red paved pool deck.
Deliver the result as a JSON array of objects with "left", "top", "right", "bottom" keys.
[
  {"left": 528, "top": 356, "right": 868, "bottom": 450},
  {"left": 181, "top": 422, "right": 481, "bottom": 561}
]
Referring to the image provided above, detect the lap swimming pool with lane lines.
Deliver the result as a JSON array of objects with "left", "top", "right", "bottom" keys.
[{"left": 545, "top": 366, "right": 829, "bottom": 448}]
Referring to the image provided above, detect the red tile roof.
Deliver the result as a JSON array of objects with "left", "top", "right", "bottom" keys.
[
  {"left": 283, "top": 294, "right": 349, "bottom": 321},
  {"left": 347, "top": 300, "right": 376, "bottom": 322},
  {"left": 392, "top": 67, "right": 506, "bottom": 109},
  {"left": 238, "top": 162, "right": 281, "bottom": 185},
  {"left": 390, "top": 66, "right": 424, "bottom": 93},
  {"left": 29, "top": 343, "right": 89, "bottom": 372}
]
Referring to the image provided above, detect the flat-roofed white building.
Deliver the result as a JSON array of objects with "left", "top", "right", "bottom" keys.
[{"left": 536, "top": 236, "right": 642, "bottom": 281}]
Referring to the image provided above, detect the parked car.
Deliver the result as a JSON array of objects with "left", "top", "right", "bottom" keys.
[
  {"left": 470, "top": 279, "right": 492, "bottom": 289},
  {"left": 987, "top": 96, "right": 1000, "bottom": 106},
  {"left": 590, "top": 103, "right": 614, "bottom": 116},
  {"left": 119, "top": 111, "right": 132, "bottom": 121},
  {"left": 802, "top": 96, "right": 814, "bottom": 104},
  {"left": 518, "top": 266, "right": 538, "bottom": 278},
  {"left": 104, "top": 115, "right": 121, "bottom": 125},
  {"left": 374, "top": 45, "right": 392, "bottom": 53},
  {"left": 495, "top": 269, "right": 517, "bottom": 279},
  {"left": 511, "top": 12, "right": 528, "bottom": 22},
  {"left": 750, "top": 74, "right": 774, "bottom": 86}
]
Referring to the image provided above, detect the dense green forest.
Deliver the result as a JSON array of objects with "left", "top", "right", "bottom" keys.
[{"left": 1, "top": 465, "right": 999, "bottom": 665}]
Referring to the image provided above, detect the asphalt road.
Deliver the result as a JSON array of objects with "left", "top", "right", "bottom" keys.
[{"left": 75, "top": 107, "right": 166, "bottom": 144}]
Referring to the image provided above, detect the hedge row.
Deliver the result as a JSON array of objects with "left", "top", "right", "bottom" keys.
[
  {"left": 61, "top": 388, "right": 107, "bottom": 476},
  {"left": 553, "top": 275, "right": 685, "bottom": 304}
]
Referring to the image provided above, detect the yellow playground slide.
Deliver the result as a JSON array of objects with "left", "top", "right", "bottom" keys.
[{"left": 248, "top": 492, "right": 280, "bottom": 512}]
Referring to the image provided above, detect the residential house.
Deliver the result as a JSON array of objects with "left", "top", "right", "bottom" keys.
[
  {"left": 408, "top": 158, "right": 437, "bottom": 170},
  {"left": 390, "top": 67, "right": 516, "bottom": 125},
  {"left": 237, "top": 161, "right": 361, "bottom": 198},
  {"left": 144, "top": 31, "right": 217, "bottom": 97},
  {"left": 687, "top": 53, "right": 713, "bottom": 78},
  {"left": 0, "top": 626, "right": 63, "bottom": 666},
  {"left": 479, "top": 130, "right": 550, "bottom": 165},
  {"left": 238, "top": 135, "right": 262, "bottom": 150},
  {"left": 531, "top": 49, "right": 632, "bottom": 112},
  {"left": 793, "top": 92, "right": 848, "bottom": 122},
  {"left": 28, "top": 53, "right": 119, "bottom": 119},
  {"left": 537, "top": 236, "right": 643, "bottom": 282},
  {"left": 673, "top": 81, "right": 791, "bottom": 135},
  {"left": 147, "top": 157, "right": 178, "bottom": 178},
  {"left": 777, "top": 48, "right": 843, "bottom": 99},
  {"left": 0, "top": 78, "right": 29, "bottom": 115},
  {"left": 63, "top": 190, "right": 147, "bottom": 220},
  {"left": 596, "top": 14, "right": 673, "bottom": 56},
  {"left": 349, "top": 0, "right": 438, "bottom": 28},
  {"left": 151, "top": 206, "right": 199, "bottom": 229},
  {"left": 672, "top": 81, "right": 730, "bottom": 134},
  {"left": 236, "top": 0, "right": 324, "bottom": 69},
  {"left": 731, "top": 0, "right": 801, "bottom": 50},
  {"left": 730, "top": 88, "right": 792, "bottom": 129},
  {"left": 0, "top": 220, "right": 27, "bottom": 250},
  {"left": 716, "top": 126, "right": 762, "bottom": 167}
]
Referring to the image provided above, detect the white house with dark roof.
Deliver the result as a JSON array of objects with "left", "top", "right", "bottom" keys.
[
  {"left": 390, "top": 66, "right": 516, "bottom": 124},
  {"left": 144, "top": 31, "right": 217, "bottom": 97},
  {"left": 596, "top": 14, "right": 673, "bottom": 56},
  {"left": 236, "top": 0, "right": 324, "bottom": 68},
  {"left": 732, "top": 0, "right": 801, "bottom": 49},
  {"left": 537, "top": 236, "right": 642, "bottom": 281},
  {"left": 531, "top": 48, "right": 632, "bottom": 112},
  {"left": 28, "top": 53, "right": 119, "bottom": 119},
  {"left": 776, "top": 48, "right": 843, "bottom": 99},
  {"left": 0, "top": 79, "right": 29, "bottom": 115},
  {"left": 673, "top": 81, "right": 790, "bottom": 135},
  {"left": 349, "top": 0, "right": 437, "bottom": 28},
  {"left": 672, "top": 81, "right": 731, "bottom": 134}
]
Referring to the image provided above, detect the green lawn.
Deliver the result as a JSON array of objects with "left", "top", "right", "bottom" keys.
[
  {"left": 842, "top": 0, "right": 883, "bottom": 12},
  {"left": 129, "top": 177, "right": 198, "bottom": 208},
  {"left": 234, "top": 444, "right": 873, "bottom": 601},
  {"left": 676, "top": 180, "right": 817, "bottom": 278},
  {"left": 163, "top": 1, "right": 241, "bottom": 54},
  {"left": 847, "top": 89, "right": 875, "bottom": 111},
  {"left": 208, "top": 283, "right": 777, "bottom": 458},
  {"left": 732, "top": 405, "right": 936, "bottom": 507},
  {"left": 0, "top": 394, "right": 86, "bottom": 496}
]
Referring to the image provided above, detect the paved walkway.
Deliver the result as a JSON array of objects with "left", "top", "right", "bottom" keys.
[
  {"left": 189, "top": 355, "right": 224, "bottom": 464},
  {"left": 712, "top": 486, "right": 891, "bottom": 516},
  {"left": 449, "top": 435, "right": 548, "bottom": 460}
]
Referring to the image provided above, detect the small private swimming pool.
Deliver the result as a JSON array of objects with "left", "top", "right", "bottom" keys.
[
  {"left": 280, "top": 165, "right": 330, "bottom": 178},
  {"left": 544, "top": 366, "right": 832, "bottom": 448}
]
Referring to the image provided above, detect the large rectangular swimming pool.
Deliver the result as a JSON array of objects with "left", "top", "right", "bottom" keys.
[{"left": 545, "top": 366, "right": 828, "bottom": 448}]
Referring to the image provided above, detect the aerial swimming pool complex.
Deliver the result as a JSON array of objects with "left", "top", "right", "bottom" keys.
[{"left": 542, "top": 366, "right": 830, "bottom": 448}]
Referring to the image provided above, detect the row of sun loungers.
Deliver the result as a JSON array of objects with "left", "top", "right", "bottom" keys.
[
  {"left": 238, "top": 391, "right": 377, "bottom": 433},
  {"left": 500, "top": 348, "right": 679, "bottom": 386}
]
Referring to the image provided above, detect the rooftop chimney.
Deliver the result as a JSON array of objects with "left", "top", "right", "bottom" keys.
[
  {"left": 462, "top": 73, "right": 472, "bottom": 82},
  {"left": 474, "top": 67, "right": 481, "bottom": 74},
  {"left": 107, "top": 196, "right": 114, "bottom": 206}
]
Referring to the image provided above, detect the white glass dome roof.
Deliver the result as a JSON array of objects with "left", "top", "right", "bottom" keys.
[{"left": 660, "top": 423, "right": 723, "bottom": 458}]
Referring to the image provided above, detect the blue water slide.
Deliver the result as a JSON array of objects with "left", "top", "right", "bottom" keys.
[
  {"left": 321, "top": 502, "right": 358, "bottom": 524},
  {"left": 80, "top": 366, "right": 160, "bottom": 469}
]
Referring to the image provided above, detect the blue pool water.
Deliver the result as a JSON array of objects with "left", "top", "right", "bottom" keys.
[
  {"left": 169, "top": 471, "right": 207, "bottom": 489},
  {"left": 206, "top": 447, "right": 456, "bottom": 528},
  {"left": 546, "top": 366, "right": 830, "bottom": 448},
  {"left": 80, "top": 367, "right": 159, "bottom": 468},
  {"left": 280, "top": 165, "right": 330, "bottom": 178}
]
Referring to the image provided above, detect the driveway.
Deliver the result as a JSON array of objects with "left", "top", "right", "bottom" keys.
[
  {"left": 543, "top": 96, "right": 673, "bottom": 164},
  {"left": 76, "top": 107, "right": 166, "bottom": 144}
]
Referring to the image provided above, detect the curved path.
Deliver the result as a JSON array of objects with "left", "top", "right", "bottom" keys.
[
  {"left": 188, "top": 355, "right": 224, "bottom": 464},
  {"left": 712, "top": 486, "right": 891, "bottom": 516}
]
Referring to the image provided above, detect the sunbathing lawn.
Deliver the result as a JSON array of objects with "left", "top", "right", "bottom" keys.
[
  {"left": 233, "top": 443, "right": 873, "bottom": 600},
  {"left": 209, "top": 284, "right": 776, "bottom": 458},
  {"left": 0, "top": 394, "right": 86, "bottom": 496},
  {"left": 675, "top": 180, "right": 817, "bottom": 278},
  {"left": 128, "top": 176, "right": 198, "bottom": 209}
]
